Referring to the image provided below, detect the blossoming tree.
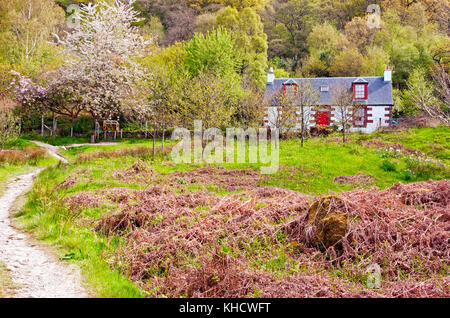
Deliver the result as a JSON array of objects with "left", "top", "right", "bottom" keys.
[{"left": 55, "top": 0, "right": 151, "bottom": 142}]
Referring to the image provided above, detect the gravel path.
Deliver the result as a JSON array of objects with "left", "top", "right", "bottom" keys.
[
  {"left": 0, "top": 144, "right": 88, "bottom": 298},
  {"left": 29, "top": 141, "right": 69, "bottom": 164}
]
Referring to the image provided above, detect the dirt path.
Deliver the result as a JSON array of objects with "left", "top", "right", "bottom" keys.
[
  {"left": 30, "top": 140, "right": 69, "bottom": 164},
  {"left": 0, "top": 143, "right": 89, "bottom": 298}
]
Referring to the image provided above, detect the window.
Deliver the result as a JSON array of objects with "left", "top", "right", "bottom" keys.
[
  {"left": 354, "top": 84, "right": 366, "bottom": 99},
  {"left": 353, "top": 107, "right": 366, "bottom": 127},
  {"left": 320, "top": 86, "right": 329, "bottom": 92},
  {"left": 284, "top": 84, "right": 297, "bottom": 99}
]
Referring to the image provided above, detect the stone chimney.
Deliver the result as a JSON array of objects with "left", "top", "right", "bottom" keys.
[
  {"left": 384, "top": 65, "right": 392, "bottom": 82},
  {"left": 267, "top": 67, "right": 275, "bottom": 84}
]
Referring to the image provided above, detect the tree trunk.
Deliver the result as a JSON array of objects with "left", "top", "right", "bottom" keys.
[
  {"left": 300, "top": 105, "right": 304, "bottom": 147},
  {"left": 152, "top": 123, "right": 156, "bottom": 157},
  {"left": 342, "top": 125, "right": 346, "bottom": 143},
  {"left": 52, "top": 114, "right": 57, "bottom": 136},
  {"left": 91, "top": 118, "right": 96, "bottom": 144},
  {"left": 70, "top": 117, "right": 77, "bottom": 137},
  {"left": 41, "top": 115, "right": 44, "bottom": 136},
  {"left": 162, "top": 125, "right": 165, "bottom": 153}
]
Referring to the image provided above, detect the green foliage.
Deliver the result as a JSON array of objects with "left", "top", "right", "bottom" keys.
[
  {"left": 184, "top": 27, "right": 240, "bottom": 77},
  {"left": 380, "top": 160, "right": 397, "bottom": 172},
  {"left": 397, "top": 68, "right": 438, "bottom": 115},
  {"left": 0, "top": 0, "right": 65, "bottom": 80},
  {"left": 216, "top": 6, "right": 268, "bottom": 87},
  {"left": 329, "top": 47, "right": 364, "bottom": 77},
  {"left": 179, "top": 71, "right": 243, "bottom": 130}
]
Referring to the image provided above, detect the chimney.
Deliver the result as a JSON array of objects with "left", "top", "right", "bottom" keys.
[
  {"left": 267, "top": 67, "right": 275, "bottom": 84},
  {"left": 384, "top": 65, "right": 392, "bottom": 82}
]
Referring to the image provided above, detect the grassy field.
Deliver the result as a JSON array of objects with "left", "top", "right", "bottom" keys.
[
  {"left": 9, "top": 126, "right": 450, "bottom": 297},
  {"left": 369, "top": 126, "right": 450, "bottom": 164},
  {"left": 0, "top": 139, "right": 58, "bottom": 196}
]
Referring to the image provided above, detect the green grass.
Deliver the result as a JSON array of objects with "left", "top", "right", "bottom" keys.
[
  {"left": 370, "top": 126, "right": 450, "bottom": 164},
  {"left": 0, "top": 138, "right": 58, "bottom": 195},
  {"left": 12, "top": 129, "right": 450, "bottom": 297},
  {"left": 15, "top": 166, "right": 146, "bottom": 298},
  {"left": 21, "top": 134, "right": 91, "bottom": 146}
]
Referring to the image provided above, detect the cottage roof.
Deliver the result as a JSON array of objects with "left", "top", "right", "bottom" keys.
[{"left": 264, "top": 76, "right": 393, "bottom": 106}]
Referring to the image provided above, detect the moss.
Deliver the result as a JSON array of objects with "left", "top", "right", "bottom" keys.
[{"left": 306, "top": 195, "right": 348, "bottom": 248}]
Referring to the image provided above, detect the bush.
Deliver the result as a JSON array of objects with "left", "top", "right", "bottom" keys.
[
  {"left": 402, "top": 169, "right": 414, "bottom": 181},
  {"left": 380, "top": 160, "right": 397, "bottom": 172},
  {"left": 310, "top": 125, "right": 333, "bottom": 137},
  {"left": 0, "top": 147, "right": 46, "bottom": 165},
  {"left": 405, "top": 157, "right": 447, "bottom": 180},
  {"left": 73, "top": 117, "right": 94, "bottom": 135}
]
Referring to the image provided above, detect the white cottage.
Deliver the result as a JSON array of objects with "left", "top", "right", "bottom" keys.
[{"left": 263, "top": 67, "right": 394, "bottom": 133}]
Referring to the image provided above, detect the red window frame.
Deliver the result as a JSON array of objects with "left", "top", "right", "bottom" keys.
[{"left": 352, "top": 83, "right": 367, "bottom": 99}]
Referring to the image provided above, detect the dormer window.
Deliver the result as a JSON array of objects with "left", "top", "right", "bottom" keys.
[
  {"left": 352, "top": 78, "right": 368, "bottom": 100},
  {"left": 283, "top": 79, "right": 298, "bottom": 99}
]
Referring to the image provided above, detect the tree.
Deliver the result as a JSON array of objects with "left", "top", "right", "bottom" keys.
[
  {"left": 306, "top": 22, "right": 348, "bottom": 56},
  {"left": 140, "top": 65, "right": 181, "bottom": 154},
  {"left": 54, "top": 0, "right": 150, "bottom": 143},
  {"left": 297, "top": 80, "right": 320, "bottom": 147},
  {"left": 430, "top": 63, "right": 450, "bottom": 108},
  {"left": 184, "top": 27, "right": 240, "bottom": 77},
  {"left": 42, "top": 70, "right": 84, "bottom": 137},
  {"left": 263, "top": 0, "right": 315, "bottom": 71},
  {"left": 11, "top": 69, "right": 84, "bottom": 137},
  {"left": 361, "top": 46, "right": 390, "bottom": 76},
  {"left": 0, "top": 0, "right": 65, "bottom": 75},
  {"left": 10, "top": 70, "right": 46, "bottom": 116},
  {"left": 236, "top": 84, "right": 265, "bottom": 129},
  {"left": 139, "top": 0, "right": 197, "bottom": 46},
  {"left": 0, "top": 98, "right": 20, "bottom": 150},
  {"left": 180, "top": 71, "right": 242, "bottom": 132},
  {"left": 405, "top": 68, "right": 450, "bottom": 125},
  {"left": 266, "top": 90, "right": 298, "bottom": 137},
  {"left": 343, "top": 16, "right": 375, "bottom": 52},
  {"left": 216, "top": 6, "right": 268, "bottom": 88},
  {"left": 219, "top": 0, "right": 267, "bottom": 10},
  {"left": 329, "top": 48, "right": 364, "bottom": 77},
  {"left": 331, "top": 81, "right": 354, "bottom": 143}
]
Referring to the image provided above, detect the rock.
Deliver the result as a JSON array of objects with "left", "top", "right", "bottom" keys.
[{"left": 305, "top": 195, "right": 348, "bottom": 249}]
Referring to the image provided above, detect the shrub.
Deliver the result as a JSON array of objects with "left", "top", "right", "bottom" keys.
[
  {"left": 405, "top": 157, "right": 448, "bottom": 180},
  {"left": 310, "top": 125, "right": 333, "bottom": 137},
  {"left": 380, "top": 160, "right": 397, "bottom": 172},
  {"left": 402, "top": 169, "right": 414, "bottom": 181}
]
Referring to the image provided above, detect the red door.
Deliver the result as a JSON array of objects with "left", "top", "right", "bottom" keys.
[{"left": 316, "top": 111, "right": 329, "bottom": 126}]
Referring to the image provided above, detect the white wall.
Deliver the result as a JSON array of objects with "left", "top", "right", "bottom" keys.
[{"left": 264, "top": 106, "right": 392, "bottom": 133}]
